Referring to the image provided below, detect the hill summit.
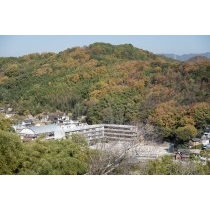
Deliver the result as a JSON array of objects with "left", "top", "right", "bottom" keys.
[{"left": 0, "top": 42, "right": 210, "bottom": 140}]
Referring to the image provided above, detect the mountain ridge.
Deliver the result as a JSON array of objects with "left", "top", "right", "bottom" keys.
[{"left": 160, "top": 52, "right": 210, "bottom": 61}]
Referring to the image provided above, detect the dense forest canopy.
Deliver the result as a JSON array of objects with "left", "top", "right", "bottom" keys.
[{"left": 0, "top": 42, "right": 210, "bottom": 142}]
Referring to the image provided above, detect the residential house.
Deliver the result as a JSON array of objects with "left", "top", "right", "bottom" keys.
[
  {"left": 21, "top": 119, "right": 34, "bottom": 127},
  {"left": 48, "top": 114, "right": 62, "bottom": 123},
  {"left": 175, "top": 149, "right": 190, "bottom": 161},
  {"left": 201, "top": 135, "right": 209, "bottom": 146},
  {"left": 203, "top": 144, "right": 210, "bottom": 150},
  {"left": 203, "top": 127, "right": 210, "bottom": 139},
  {"left": 189, "top": 138, "right": 201, "bottom": 147},
  {"left": 198, "top": 127, "right": 210, "bottom": 145},
  {"left": 175, "top": 149, "right": 201, "bottom": 161},
  {"left": 39, "top": 115, "right": 49, "bottom": 122}
]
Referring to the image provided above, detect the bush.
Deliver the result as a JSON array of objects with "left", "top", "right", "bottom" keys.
[{"left": 190, "top": 144, "right": 203, "bottom": 149}]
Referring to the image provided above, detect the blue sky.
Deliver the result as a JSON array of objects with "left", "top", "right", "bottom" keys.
[{"left": 0, "top": 35, "right": 210, "bottom": 57}]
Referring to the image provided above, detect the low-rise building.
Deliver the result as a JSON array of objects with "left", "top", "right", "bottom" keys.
[
  {"left": 201, "top": 136, "right": 209, "bottom": 146},
  {"left": 21, "top": 119, "right": 34, "bottom": 126},
  {"left": 19, "top": 123, "right": 139, "bottom": 142},
  {"left": 204, "top": 127, "right": 210, "bottom": 136},
  {"left": 189, "top": 138, "right": 201, "bottom": 147},
  {"left": 203, "top": 127, "right": 210, "bottom": 139},
  {"left": 175, "top": 149, "right": 190, "bottom": 161},
  {"left": 175, "top": 149, "right": 201, "bottom": 161}
]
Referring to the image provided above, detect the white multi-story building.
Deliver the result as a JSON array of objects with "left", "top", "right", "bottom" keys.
[{"left": 19, "top": 123, "right": 138, "bottom": 142}]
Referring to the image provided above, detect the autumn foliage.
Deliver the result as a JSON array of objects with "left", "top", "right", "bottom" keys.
[{"left": 0, "top": 42, "right": 209, "bottom": 143}]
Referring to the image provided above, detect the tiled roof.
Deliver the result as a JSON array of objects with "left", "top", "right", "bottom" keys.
[
  {"left": 177, "top": 149, "right": 190, "bottom": 155},
  {"left": 191, "top": 138, "right": 201, "bottom": 142}
]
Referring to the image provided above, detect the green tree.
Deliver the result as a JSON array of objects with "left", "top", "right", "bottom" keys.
[
  {"left": 191, "top": 103, "right": 210, "bottom": 129},
  {"left": 0, "top": 113, "right": 12, "bottom": 131},
  {"left": 145, "top": 155, "right": 180, "bottom": 175},
  {"left": 175, "top": 125, "right": 197, "bottom": 143},
  {"left": 0, "top": 130, "right": 23, "bottom": 174},
  {"left": 19, "top": 134, "right": 90, "bottom": 175},
  {"left": 137, "top": 155, "right": 209, "bottom": 175}
]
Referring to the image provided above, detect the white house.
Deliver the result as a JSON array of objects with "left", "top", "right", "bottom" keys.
[
  {"left": 199, "top": 127, "right": 210, "bottom": 145},
  {"left": 203, "top": 127, "right": 210, "bottom": 139},
  {"left": 201, "top": 138, "right": 209, "bottom": 146}
]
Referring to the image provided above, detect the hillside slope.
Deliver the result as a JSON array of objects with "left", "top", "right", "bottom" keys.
[{"left": 0, "top": 42, "right": 210, "bottom": 141}]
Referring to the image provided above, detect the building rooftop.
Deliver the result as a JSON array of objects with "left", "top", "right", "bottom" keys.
[
  {"left": 104, "top": 124, "right": 137, "bottom": 128},
  {"left": 61, "top": 124, "right": 104, "bottom": 132},
  {"left": 191, "top": 138, "right": 201, "bottom": 142},
  {"left": 25, "top": 124, "right": 62, "bottom": 135},
  {"left": 177, "top": 149, "right": 190, "bottom": 155},
  {"left": 204, "top": 128, "right": 210, "bottom": 133}
]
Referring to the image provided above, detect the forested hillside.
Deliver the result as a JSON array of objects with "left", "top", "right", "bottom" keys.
[{"left": 0, "top": 42, "right": 210, "bottom": 143}]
